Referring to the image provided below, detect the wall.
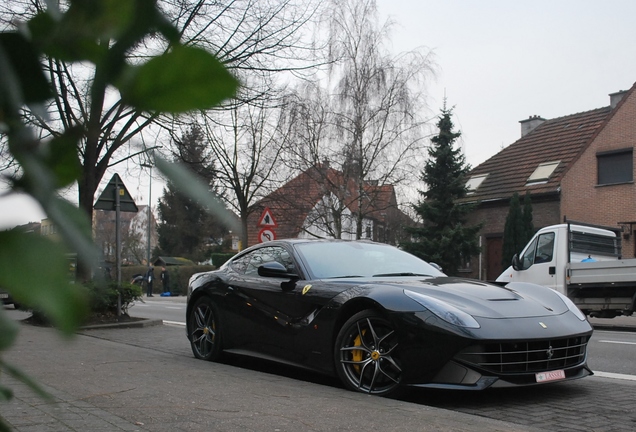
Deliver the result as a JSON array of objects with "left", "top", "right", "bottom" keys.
[{"left": 561, "top": 87, "right": 636, "bottom": 258}]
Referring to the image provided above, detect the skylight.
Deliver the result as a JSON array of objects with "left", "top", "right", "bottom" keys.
[
  {"left": 466, "top": 174, "right": 488, "bottom": 193},
  {"left": 527, "top": 161, "right": 560, "bottom": 185}
]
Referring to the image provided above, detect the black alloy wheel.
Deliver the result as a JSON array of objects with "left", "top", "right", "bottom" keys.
[
  {"left": 335, "top": 310, "right": 403, "bottom": 396},
  {"left": 189, "top": 296, "right": 223, "bottom": 361}
]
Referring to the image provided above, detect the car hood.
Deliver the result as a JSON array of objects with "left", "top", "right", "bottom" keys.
[{"left": 371, "top": 277, "right": 569, "bottom": 319}]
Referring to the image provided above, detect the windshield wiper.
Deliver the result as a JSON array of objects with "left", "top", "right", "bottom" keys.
[
  {"left": 373, "top": 272, "right": 431, "bottom": 277},
  {"left": 330, "top": 275, "right": 364, "bottom": 279}
]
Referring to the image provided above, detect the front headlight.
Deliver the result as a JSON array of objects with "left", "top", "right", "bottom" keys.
[
  {"left": 404, "top": 290, "right": 480, "bottom": 329},
  {"left": 554, "top": 291, "right": 587, "bottom": 321}
]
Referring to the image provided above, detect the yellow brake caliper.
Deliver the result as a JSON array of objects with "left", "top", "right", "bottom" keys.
[{"left": 352, "top": 330, "right": 366, "bottom": 373}]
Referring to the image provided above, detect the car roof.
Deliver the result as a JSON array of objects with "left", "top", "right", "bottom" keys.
[{"left": 238, "top": 238, "right": 380, "bottom": 254}]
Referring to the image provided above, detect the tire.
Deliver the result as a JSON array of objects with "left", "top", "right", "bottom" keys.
[
  {"left": 188, "top": 296, "right": 223, "bottom": 361},
  {"left": 334, "top": 310, "right": 403, "bottom": 396}
]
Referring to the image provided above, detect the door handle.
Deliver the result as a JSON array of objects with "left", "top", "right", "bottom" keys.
[{"left": 548, "top": 266, "right": 556, "bottom": 275}]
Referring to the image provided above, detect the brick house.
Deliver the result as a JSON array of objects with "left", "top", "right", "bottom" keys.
[
  {"left": 462, "top": 82, "right": 636, "bottom": 281},
  {"left": 245, "top": 163, "right": 412, "bottom": 248}
]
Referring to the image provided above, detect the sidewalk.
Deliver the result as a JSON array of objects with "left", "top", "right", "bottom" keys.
[{"left": 1, "top": 319, "right": 539, "bottom": 432}]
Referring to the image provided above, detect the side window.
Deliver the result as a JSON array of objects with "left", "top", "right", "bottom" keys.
[
  {"left": 534, "top": 233, "right": 555, "bottom": 264},
  {"left": 229, "top": 253, "right": 251, "bottom": 274},
  {"left": 519, "top": 233, "right": 555, "bottom": 270},
  {"left": 244, "top": 246, "right": 294, "bottom": 276},
  {"left": 520, "top": 238, "right": 537, "bottom": 270}
]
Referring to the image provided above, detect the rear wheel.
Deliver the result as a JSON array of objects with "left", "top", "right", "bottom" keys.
[
  {"left": 334, "top": 310, "right": 403, "bottom": 396},
  {"left": 188, "top": 296, "right": 223, "bottom": 361}
]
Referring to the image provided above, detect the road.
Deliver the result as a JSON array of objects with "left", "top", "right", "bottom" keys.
[
  {"left": 4, "top": 303, "right": 636, "bottom": 431},
  {"left": 128, "top": 297, "right": 186, "bottom": 324}
]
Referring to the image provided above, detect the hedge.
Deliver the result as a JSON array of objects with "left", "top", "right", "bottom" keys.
[
  {"left": 210, "top": 253, "right": 235, "bottom": 267},
  {"left": 120, "top": 265, "right": 215, "bottom": 296}
]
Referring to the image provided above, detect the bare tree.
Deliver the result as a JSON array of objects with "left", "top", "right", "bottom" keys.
[
  {"left": 194, "top": 95, "right": 295, "bottom": 247},
  {"left": 283, "top": 0, "right": 435, "bottom": 239},
  {"left": 93, "top": 208, "right": 154, "bottom": 265},
  {"left": 0, "top": 0, "right": 322, "bottom": 228}
]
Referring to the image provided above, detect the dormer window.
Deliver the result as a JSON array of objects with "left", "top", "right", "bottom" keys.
[
  {"left": 526, "top": 161, "right": 560, "bottom": 185},
  {"left": 466, "top": 174, "right": 488, "bottom": 194}
]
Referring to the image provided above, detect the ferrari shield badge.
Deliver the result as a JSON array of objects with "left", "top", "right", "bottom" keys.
[{"left": 302, "top": 284, "right": 312, "bottom": 295}]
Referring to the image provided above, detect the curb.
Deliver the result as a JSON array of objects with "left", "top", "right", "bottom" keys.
[
  {"left": 79, "top": 318, "right": 163, "bottom": 330},
  {"left": 591, "top": 323, "right": 636, "bottom": 333}
]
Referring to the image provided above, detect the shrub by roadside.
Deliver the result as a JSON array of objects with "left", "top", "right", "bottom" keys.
[
  {"left": 121, "top": 265, "right": 215, "bottom": 296},
  {"left": 27, "top": 281, "right": 143, "bottom": 327}
]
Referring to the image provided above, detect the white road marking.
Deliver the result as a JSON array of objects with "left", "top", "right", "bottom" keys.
[
  {"left": 164, "top": 320, "right": 186, "bottom": 327},
  {"left": 598, "top": 340, "right": 636, "bottom": 346},
  {"left": 593, "top": 371, "right": 636, "bottom": 381}
]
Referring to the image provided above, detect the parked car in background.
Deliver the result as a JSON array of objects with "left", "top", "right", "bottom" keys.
[
  {"left": 1, "top": 289, "right": 19, "bottom": 309},
  {"left": 186, "top": 239, "right": 593, "bottom": 396}
]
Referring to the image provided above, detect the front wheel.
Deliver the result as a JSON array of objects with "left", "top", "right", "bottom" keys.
[
  {"left": 188, "top": 296, "right": 223, "bottom": 361},
  {"left": 334, "top": 310, "right": 403, "bottom": 396}
]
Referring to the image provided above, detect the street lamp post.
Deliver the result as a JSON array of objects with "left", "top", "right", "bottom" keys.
[{"left": 141, "top": 163, "right": 153, "bottom": 268}]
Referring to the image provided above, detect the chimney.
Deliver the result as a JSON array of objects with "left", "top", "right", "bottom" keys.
[
  {"left": 609, "top": 90, "right": 628, "bottom": 109},
  {"left": 519, "top": 115, "right": 546, "bottom": 137}
]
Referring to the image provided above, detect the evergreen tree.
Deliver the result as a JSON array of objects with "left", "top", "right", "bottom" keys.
[
  {"left": 157, "top": 126, "right": 228, "bottom": 261},
  {"left": 403, "top": 106, "right": 481, "bottom": 276},
  {"left": 502, "top": 191, "right": 535, "bottom": 268},
  {"left": 157, "top": 182, "right": 209, "bottom": 261},
  {"left": 502, "top": 193, "right": 523, "bottom": 268},
  {"left": 521, "top": 191, "right": 534, "bottom": 242}
]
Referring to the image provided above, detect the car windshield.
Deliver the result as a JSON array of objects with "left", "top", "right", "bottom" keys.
[{"left": 294, "top": 241, "right": 445, "bottom": 279}]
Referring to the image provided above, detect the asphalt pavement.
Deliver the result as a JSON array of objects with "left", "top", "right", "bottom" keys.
[{"left": 1, "top": 298, "right": 635, "bottom": 432}]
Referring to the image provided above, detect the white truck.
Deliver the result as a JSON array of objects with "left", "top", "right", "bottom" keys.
[{"left": 497, "top": 221, "right": 636, "bottom": 318}]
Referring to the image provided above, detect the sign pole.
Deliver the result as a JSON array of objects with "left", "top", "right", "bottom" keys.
[
  {"left": 115, "top": 181, "right": 122, "bottom": 319},
  {"left": 93, "top": 172, "right": 138, "bottom": 320}
]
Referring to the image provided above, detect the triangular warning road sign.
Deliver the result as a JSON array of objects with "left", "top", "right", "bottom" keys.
[
  {"left": 258, "top": 207, "right": 278, "bottom": 227},
  {"left": 94, "top": 174, "right": 138, "bottom": 212}
]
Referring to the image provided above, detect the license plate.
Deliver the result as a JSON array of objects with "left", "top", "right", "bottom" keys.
[
  {"left": 0, "top": 293, "right": 8, "bottom": 299},
  {"left": 536, "top": 370, "right": 566, "bottom": 383}
]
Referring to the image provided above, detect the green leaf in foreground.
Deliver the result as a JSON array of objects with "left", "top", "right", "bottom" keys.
[
  {"left": 0, "top": 310, "right": 18, "bottom": 352},
  {"left": 117, "top": 45, "right": 239, "bottom": 113},
  {"left": 0, "top": 231, "right": 88, "bottom": 335},
  {"left": 0, "top": 32, "right": 52, "bottom": 105}
]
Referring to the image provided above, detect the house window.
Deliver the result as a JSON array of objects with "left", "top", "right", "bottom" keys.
[
  {"left": 466, "top": 174, "right": 488, "bottom": 193},
  {"left": 526, "top": 161, "right": 560, "bottom": 185},
  {"left": 597, "top": 149, "right": 633, "bottom": 185}
]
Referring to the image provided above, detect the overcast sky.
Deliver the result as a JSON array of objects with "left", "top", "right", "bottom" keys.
[
  {"left": 2, "top": 0, "right": 635, "bottom": 229},
  {"left": 377, "top": 0, "right": 636, "bottom": 165}
]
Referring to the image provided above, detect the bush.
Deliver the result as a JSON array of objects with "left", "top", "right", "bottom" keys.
[
  {"left": 27, "top": 281, "right": 143, "bottom": 325},
  {"left": 85, "top": 281, "right": 143, "bottom": 316},
  {"left": 120, "top": 265, "right": 216, "bottom": 296},
  {"left": 210, "top": 253, "right": 235, "bottom": 268}
]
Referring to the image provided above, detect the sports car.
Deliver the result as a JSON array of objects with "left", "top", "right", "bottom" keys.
[{"left": 186, "top": 239, "right": 593, "bottom": 396}]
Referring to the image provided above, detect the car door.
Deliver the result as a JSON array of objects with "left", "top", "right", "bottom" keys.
[
  {"left": 224, "top": 245, "right": 321, "bottom": 361},
  {"left": 516, "top": 231, "right": 558, "bottom": 289}
]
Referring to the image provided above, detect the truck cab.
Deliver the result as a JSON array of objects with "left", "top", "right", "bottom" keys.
[
  {"left": 497, "top": 223, "right": 620, "bottom": 295},
  {"left": 496, "top": 221, "right": 636, "bottom": 317}
]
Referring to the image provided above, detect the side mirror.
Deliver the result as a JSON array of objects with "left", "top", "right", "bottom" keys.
[
  {"left": 511, "top": 254, "right": 521, "bottom": 271},
  {"left": 257, "top": 262, "right": 299, "bottom": 279}
]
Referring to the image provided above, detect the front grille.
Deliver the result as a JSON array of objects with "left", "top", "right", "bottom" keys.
[{"left": 455, "top": 336, "right": 589, "bottom": 374}]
